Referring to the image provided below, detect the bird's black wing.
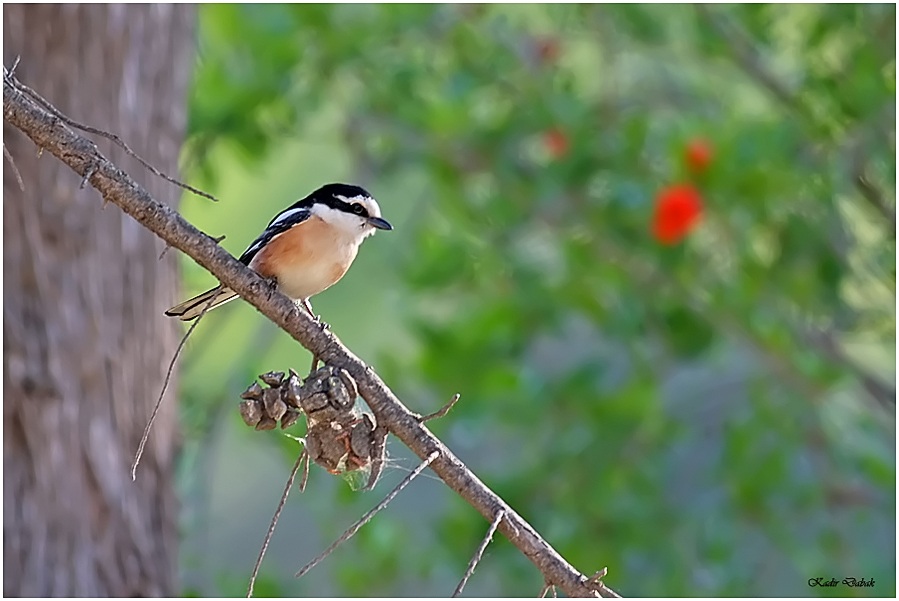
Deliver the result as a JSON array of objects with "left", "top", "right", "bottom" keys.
[{"left": 238, "top": 206, "right": 312, "bottom": 265}]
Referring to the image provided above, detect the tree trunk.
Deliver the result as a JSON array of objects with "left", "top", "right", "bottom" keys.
[{"left": 3, "top": 5, "right": 195, "bottom": 596}]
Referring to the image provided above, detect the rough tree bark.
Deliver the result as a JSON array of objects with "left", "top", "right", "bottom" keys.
[{"left": 3, "top": 5, "right": 195, "bottom": 596}]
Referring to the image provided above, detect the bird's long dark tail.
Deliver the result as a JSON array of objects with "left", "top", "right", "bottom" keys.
[{"left": 164, "top": 286, "right": 239, "bottom": 321}]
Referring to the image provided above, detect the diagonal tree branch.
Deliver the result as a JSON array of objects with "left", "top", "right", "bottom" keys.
[{"left": 3, "top": 72, "right": 619, "bottom": 598}]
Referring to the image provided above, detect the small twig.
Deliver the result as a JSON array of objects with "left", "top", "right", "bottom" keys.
[
  {"left": 247, "top": 449, "right": 308, "bottom": 598},
  {"left": 131, "top": 287, "right": 226, "bottom": 480},
  {"left": 298, "top": 449, "right": 311, "bottom": 492},
  {"left": 294, "top": 450, "right": 439, "bottom": 579},
  {"left": 538, "top": 581, "right": 557, "bottom": 598},
  {"left": 452, "top": 509, "right": 505, "bottom": 597},
  {"left": 4, "top": 55, "right": 20, "bottom": 79},
  {"left": 5, "top": 66, "right": 218, "bottom": 203},
  {"left": 309, "top": 353, "right": 319, "bottom": 376},
  {"left": 587, "top": 567, "right": 619, "bottom": 598},
  {"left": 4, "top": 143, "right": 25, "bottom": 192},
  {"left": 419, "top": 393, "right": 461, "bottom": 423},
  {"left": 588, "top": 567, "right": 608, "bottom": 584}
]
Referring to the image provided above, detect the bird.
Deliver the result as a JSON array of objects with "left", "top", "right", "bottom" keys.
[{"left": 165, "top": 183, "right": 392, "bottom": 322}]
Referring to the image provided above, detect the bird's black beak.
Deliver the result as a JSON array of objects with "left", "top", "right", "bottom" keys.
[{"left": 368, "top": 216, "right": 393, "bottom": 231}]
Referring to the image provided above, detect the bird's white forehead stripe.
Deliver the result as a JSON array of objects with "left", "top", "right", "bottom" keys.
[
  {"left": 334, "top": 194, "right": 382, "bottom": 218},
  {"left": 334, "top": 194, "right": 371, "bottom": 204}
]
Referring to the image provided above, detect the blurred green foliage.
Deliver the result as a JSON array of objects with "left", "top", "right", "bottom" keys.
[{"left": 176, "top": 4, "right": 894, "bottom": 597}]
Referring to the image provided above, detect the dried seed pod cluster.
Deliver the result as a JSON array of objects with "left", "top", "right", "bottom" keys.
[
  {"left": 239, "top": 365, "right": 387, "bottom": 490},
  {"left": 239, "top": 371, "right": 301, "bottom": 431}
]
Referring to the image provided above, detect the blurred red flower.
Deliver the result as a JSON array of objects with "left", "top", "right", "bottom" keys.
[
  {"left": 684, "top": 137, "right": 713, "bottom": 173},
  {"left": 543, "top": 128, "right": 569, "bottom": 159},
  {"left": 535, "top": 36, "right": 561, "bottom": 65},
  {"left": 652, "top": 184, "right": 704, "bottom": 244}
]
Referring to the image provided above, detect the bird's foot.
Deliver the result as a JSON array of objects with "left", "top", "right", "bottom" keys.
[
  {"left": 300, "top": 299, "right": 329, "bottom": 331},
  {"left": 314, "top": 314, "right": 330, "bottom": 332}
]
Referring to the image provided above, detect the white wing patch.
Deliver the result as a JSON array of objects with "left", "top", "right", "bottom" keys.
[
  {"left": 268, "top": 207, "right": 307, "bottom": 228},
  {"left": 238, "top": 206, "right": 311, "bottom": 265},
  {"left": 243, "top": 238, "right": 266, "bottom": 257}
]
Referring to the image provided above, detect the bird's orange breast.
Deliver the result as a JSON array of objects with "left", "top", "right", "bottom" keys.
[{"left": 249, "top": 216, "right": 360, "bottom": 300}]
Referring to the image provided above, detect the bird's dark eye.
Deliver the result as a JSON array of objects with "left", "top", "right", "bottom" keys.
[{"left": 352, "top": 204, "right": 367, "bottom": 216}]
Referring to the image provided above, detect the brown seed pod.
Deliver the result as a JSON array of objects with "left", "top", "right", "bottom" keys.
[
  {"left": 349, "top": 414, "right": 377, "bottom": 459},
  {"left": 240, "top": 382, "right": 264, "bottom": 401},
  {"left": 237, "top": 364, "right": 387, "bottom": 489},
  {"left": 325, "top": 375, "right": 354, "bottom": 410},
  {"left": 260, "top": 371, "right": 285, "bottom": 387},
  {"left": 336, "top": 367, "right": 358, "bottom": 399},
  {"left": 304, "top": 421, "right": 347, "bottom": 473},
  {"left": 282, "top": 372, "right": 304, "bottom": 408},
  {"left": 255, "top": 415, "right": 278, "bottom": 431},
  {"left": 280, "top": 409, "right": 301, "bottom": 430},
  {"left": 262, "top": 387, "right": 286, "bottom": 421},
  {"left": 239, "top": 399, "right": 263, "bottom": 427},
  {"left": 304, "top": 392, "right": 331, "bottom": 415}
]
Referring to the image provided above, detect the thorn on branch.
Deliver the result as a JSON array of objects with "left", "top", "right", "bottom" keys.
[
  {"left": 419, "top": 393, "right": 461, "bottom": 423},
  {"left": 247, "top": 449, "right": 308, "bottom": 598},
  {"left": 80, "top": 161, "right": 97, "bottom": 190},
  {"left": 587, "top": 566, "right": 620, "bottom": 598},
  {"left": 538, "top": 581, "right": 557, "bottom": 598},
  {"left": 452, "top": 508, "right": 505, "bottom": 597},
  {"left": 294, "top": 450, "right": 439, "bottom": 580},
  {"left": 588, "top": 567, "right": 607, "bottom": 585}
]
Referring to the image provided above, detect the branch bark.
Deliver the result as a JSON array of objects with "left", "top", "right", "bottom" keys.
[{"left": 4, "top": 72, "right": 619, "bottom": 598}]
